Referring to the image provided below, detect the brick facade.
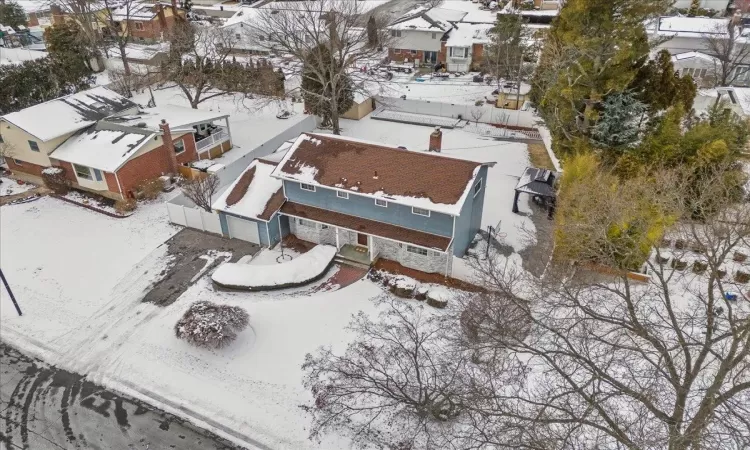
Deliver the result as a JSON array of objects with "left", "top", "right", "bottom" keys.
[
  {"left": 5, "top": 157, "right": 46, "bottom": 179},
  {"left": 174, "top": 134, "right": 198, "bottom": 165},
  {"left": 115, "top": 144, "right": 173, "bottom": 198},
  {"left": 127, "top": 7, "right": 184, "bottom": 43},
  {"left": 104, "top": 171, "right": 121, "bottom": 194},
  {"left": 471, "top": 43, "right": 485, "bottom": 70},
  {"left": 52, "top": 161, "right": 80, "bottom": 185},
  {"left": 388, "top": 48, "right": 424, "bottom": 63}
]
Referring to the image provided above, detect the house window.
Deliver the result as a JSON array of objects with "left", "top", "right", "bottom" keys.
[
  {"left": 473, "top": 179, "right": 482, "bottom": 197},
  {"left": 337, "top": 191, "right": 349, "bottom": 199},
  {"left": 450, "top": 47, "right": 468, "bottom": 58},
  {"left": 406, "top": 245, "right": 428, "bottom": 256},
  {"left": 174, "top": 140, "right": 185, "bottom": 154},
  {"left": 13, "top": 158, "right": 23, "bottom": 165},
  {"left": 235, "top": 33, "right": 241, "bottom": 40},
  {"left": 410, "top": 49, "right": 417, "bottom": 55},
  {"left": 431, "top": 32, "right": 437, "bottom": 39},
  {"left": 0, "top": 134, "right": 4, "bottom": 143},
  {"left": 300, "top": 183, "right": 316, "bottom": 192},
  {"left": 394, "top": 48, "right": 401, "bottom": 54},
  {"left": 298, "top": 218, "right": 314, "bottom": 227},
  {"left": 93, "top": 168, "right": 103, "bottom": 181},
  {"left": 374, "top": 198, "right": 388, "bottom": 207},
  {"left": 412, "top": 207, "right": 430, "bottom": 217},
  {"left": 321, "top": 224, "right": 329, "bottom": 229},
  {"left": 390, "top": 30, "right": 401, "bottom": 37},
  {"left": 28, "top": 140, "right": 39, "bottom": 152},
  {"left": 74, "top": 164, "right": 92, "bottom": 180},
  {"left": 134, "top": 22, "right": 144, "bottom": 30}
]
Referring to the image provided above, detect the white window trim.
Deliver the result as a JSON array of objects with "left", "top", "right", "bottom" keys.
[
  {"left": 134, "top": 21, "right": 144, "bottom": 30},
  {"left": 374, "top": 198, "right": 388, "bottom": 207},
  {"left": 336, "top": 191, "right": 349, "bottom": 199},
  {"left": 412, "top": 206, "right": 430, "bottom": 217},
  {"left": 174, "top": 139, "right": 185, "bottom": 155},
  {"left": 300, "top": 182, "right": 316, "bottom": 192},
  {"left": 13, "top": 158, "right": 23, "bottom": 165},
  {"left": 473, "top": 179, "right": 483, "bottom": 197},
  {"left": 298, "top": 218, "right": 314, "bottom": 227},
  {"left": 406, "top": 245, "right": 428, "bottom": 256},
  {"left": 28, "top": 140, "right": 39, "bottom": 152},
  {"left": 394, "top": 48, "right": 401, "bottom": 54},
  {"left": 74, "top": 164, "right": 92, "bottom": 180}
]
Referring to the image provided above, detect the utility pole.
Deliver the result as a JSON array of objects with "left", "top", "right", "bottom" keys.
[{"left": 0, "top": 268, "right": 22, "bottom": 316}]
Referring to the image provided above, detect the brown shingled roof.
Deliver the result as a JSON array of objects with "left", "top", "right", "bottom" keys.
[
  {"left": 225, "top": 165, "right": 255, "bottom": 207},
  {"left": 258, "top": 188, "right": 285, "bottom": 221},
  {"left": 281, "top": 202, "right": 452, "bottom": 251},
  {"left": 279, "top": 134, "right": 482, "bottom": 206}
]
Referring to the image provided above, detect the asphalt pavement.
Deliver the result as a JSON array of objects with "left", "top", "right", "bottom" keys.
[{"left": 0, "top": 343, "right": 242, "bottom": 450}]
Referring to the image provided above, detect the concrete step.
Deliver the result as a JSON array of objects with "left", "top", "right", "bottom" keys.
[{"left": 334, "top": 256, "right": 372, "bottom": 271}]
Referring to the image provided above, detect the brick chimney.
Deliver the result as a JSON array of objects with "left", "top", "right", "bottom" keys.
[
  {"left": 429, "top": 126, "right": 442, "bottom": 152},
  {"left": 171, "top": 0, "right": 179, "bottom": 15},
  {"left": 160, "top": 119, "right": 179, "bottom": 174}
]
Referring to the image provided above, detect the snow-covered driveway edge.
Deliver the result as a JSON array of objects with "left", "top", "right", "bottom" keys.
[{"left": 211, "top": 245, "right": 338, "bottom": 290}]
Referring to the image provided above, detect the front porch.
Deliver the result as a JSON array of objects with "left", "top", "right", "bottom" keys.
[{"left": 336, "top": 244, "right": 372, "bottom": 267}]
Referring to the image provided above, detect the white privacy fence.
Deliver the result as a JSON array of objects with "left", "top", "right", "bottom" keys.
[
  {"left": 375, "top": 96, "right": 540, "bottom": 129},
  {"left": 166, "top": 195, "right": 223, "bottom": 235}
]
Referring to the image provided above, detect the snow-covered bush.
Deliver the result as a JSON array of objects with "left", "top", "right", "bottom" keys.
[
  {"left": 41, "top": 166, "right": 70, "bottom": 194},
  {"left": 174, "top": 301, "right": 249, "bottom": 349}
]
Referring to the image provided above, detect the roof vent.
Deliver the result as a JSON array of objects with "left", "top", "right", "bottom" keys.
[
  {"left": 136, "top": 122, "right": 147, "bottom": 128},
  {"left": 373, "top": 170, "right": 378, "bottom": 180}
]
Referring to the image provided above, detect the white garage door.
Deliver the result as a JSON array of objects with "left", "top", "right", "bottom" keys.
[{"left": 226, "top": 215, "right": 260, "bottom": 244}]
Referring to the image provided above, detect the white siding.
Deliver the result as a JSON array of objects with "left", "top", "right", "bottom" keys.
[
  {"left": 227, "top": 215, "right": 261, "bottom": 243},
  {"left": 392, "top": 29, "right": 442, "bottom": 53}
]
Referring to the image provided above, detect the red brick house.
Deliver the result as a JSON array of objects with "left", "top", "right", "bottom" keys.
[
  {"left": 1, "top": 87, "right": 232, "bottom": 200},
  {"left": 111, "top": 0, "right": 186, "bottom": 43}
]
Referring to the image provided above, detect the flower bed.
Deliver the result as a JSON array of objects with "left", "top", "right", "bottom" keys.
[{"left": 55, "top": 190, "right": 135, "bottom": 218}]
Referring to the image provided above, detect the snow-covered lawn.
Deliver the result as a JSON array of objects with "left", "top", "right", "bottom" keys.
[
  {"left": 0, "top": 196, "right": 179, "bottom": 360},
  {"left": 336, "top": 116, "right": 535, "bottom": 251},
  {"left": 0, "top": 177, "right": 36, "bottom": 197}
]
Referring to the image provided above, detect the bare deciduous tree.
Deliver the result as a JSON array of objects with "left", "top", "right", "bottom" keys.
[
  {"left": 181, "top": 173, "right": 219, "bottom": 212},
  {"left": 253, "top": 0, "right": 392, "bottom": 134},
  {"left": 703, "top": 20, "right": 750, "bottom": 87},
  {"left": 162, "top": 23, "right": 281, "bottom": 109},
  {"left": 458, "top": 166, "right": 750, "bottom": 450},
  {"left": 301, "top": 296, "right": 466, "bottom": 449}
]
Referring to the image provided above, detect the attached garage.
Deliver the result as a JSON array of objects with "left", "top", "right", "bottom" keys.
[{"left": 226, "top": 214, "right": 261, "bottom": 244}]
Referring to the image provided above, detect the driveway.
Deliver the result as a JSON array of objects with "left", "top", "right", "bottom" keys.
[{"left": 0, "top": 344, "right": 242, "bottom": 450}]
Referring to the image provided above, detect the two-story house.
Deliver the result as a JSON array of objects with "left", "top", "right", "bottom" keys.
[
  {"left": 212, "top": 131, "right": 493, "bottom": 276},
  {"left": 388, "top": 6, "right": 467, "bottom": 66},
  {"left": 444, "top": 23, "right": 492, "bottom": 72},
  {"left": 1, "top": 86, "right": 232, "bottom": 200},
  {"left": 111, "top": 0, "right": 186, "bottom": 44}
]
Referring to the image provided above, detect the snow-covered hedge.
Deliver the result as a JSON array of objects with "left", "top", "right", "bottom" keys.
[
  {"left": 175, "top": 301, "right": 249, "bottom": 349},
  {"left": 212, "top": 245, "right": 337, "bottom": 291},
  {"left": 41, "top": 166, "right": 70, "bottom": 194}
]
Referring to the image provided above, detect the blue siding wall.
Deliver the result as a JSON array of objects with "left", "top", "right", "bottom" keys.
[
  {"left": 266, "top": 214, "right": 284, "bottom": 247},
  {"left": 452, "top": 166, "right": 488, "bottom": 256},
  {"left": 284, "top": 181, "right": 454, "bottom": 237},
  {"left": 258, "top": 221, "right": 270, "bottom": 247}
]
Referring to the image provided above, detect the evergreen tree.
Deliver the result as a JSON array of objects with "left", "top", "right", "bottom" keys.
[
  {"left": 530, "top": 0, "right": 672, "bottom": 154},
  {"left": 301, "top": 45, "right": 354, "bottom": 129},
  {"left": 0, "top": 58, "right": 92, "bottom": 114},
  {"left": 0, "top": 1, "right": 27, "bottom": 28},
  {"left": 367, "top": 16, "right": 378, "bottom": 48},
  {"left": 591, "top": 91, "right": 647, "bottom": 152},
  {"left": 45, "top": 22, "right": 94, "bottom": 79},
  {"left": 629, "top": 49, "right": 696, "bottom": 114}
]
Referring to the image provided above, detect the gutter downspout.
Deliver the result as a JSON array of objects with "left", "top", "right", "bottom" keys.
[{"left": 114, "top": 172, "right": 125, "bottom": 200}]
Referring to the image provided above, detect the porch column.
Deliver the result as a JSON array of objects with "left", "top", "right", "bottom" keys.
[
  {"left": 368, "top": 235, "right": 374, "bottom": 262},
  {"left": 224, "top": 117, "right": 233, "bottom": 148},
  {"left": 335, "top": 227, "right": 340, "bottom": 250}
]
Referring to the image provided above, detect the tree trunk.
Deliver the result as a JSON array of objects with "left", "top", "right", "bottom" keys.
[{"left": 119, "top": 42, "right": 131, "bottom": 76}]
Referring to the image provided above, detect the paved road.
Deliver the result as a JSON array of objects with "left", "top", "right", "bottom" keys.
[{"left": 0, "top": 344, "right": 242, "bottom": 450}]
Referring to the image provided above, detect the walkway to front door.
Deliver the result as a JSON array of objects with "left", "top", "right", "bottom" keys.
[{"left": 357, "top": 233, "right": 368, "bottom": 246}]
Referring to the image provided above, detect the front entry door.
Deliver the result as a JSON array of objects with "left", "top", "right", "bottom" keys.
[
  {"left": 357, "top": 233, "right": 368, "bottom": 246},
  {"left": 424, "top": 51, "right": 437, "bottom": 64}
]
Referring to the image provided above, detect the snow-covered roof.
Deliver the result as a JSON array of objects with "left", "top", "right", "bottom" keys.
[
  {"left": 671, "top": 51, "right": 719, "bottom": 64},
  {"left": 105, "top": 105, "right": 228, "bottom": 132},
  {"left": 49, "top": 124, "right": 155, "bottom": 172},
  {"left": 112, "top": 1, "right": 182, "bottom": 21},
  {"left": 720, "top": 87, "right": 750, "bottom": 116},
  {"left": 110, "top": 43, "right": 169, "bottom": 61},
  {"left": 222, "top": 6, "right": 261, "bottom": 27},
  {"left": 515, "top": 166, "right": 558, "bottom": 197},
  {"left": 0, "top": 47, "right": 47, "bottom": 66},
  {"left": 446, "top": 23, "right": 492, "bottom": 47},
  {"left": 1, "top": 87, "right": 137, "bottom": 142},
  {"left": 438, "top": 0, "right": 498, "bottom": 24},
  {"left": 389, "top": 6, "right": 465, "bottom": 32},
  {"left": 213, "top": 159, "right": 284, "bottom": 221},
  {"left": 271, "top": 133, "right": 491, "bottom": 216},
  {"left": 648, "top": 16, "right": 738, "bottom": 39}
]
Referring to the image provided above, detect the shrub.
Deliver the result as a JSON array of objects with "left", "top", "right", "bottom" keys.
[
  {"left": 135, "top": 177, "right": 164, "bottom": 200},
  {"left": 175, "top": 301, "right": 249, "bottom": 349},
  {"left": 41, "top": 166, "right": 70, "bottom": 194},
  {"left": 114, "top": 199, "right": 137, "bottom": 214}
]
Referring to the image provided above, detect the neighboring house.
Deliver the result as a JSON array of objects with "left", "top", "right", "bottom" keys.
[
  {"left": 110, "top": 0, "right": 186, "bottom": 43},
  {"left": 444, "top": 23, "right": 491, "bottom": 72},
  {"left": 388, "top": 6, "right": 467, "bottom": 66},
  {"left": 647, "top": 16, "right": 750, "bottom": 57},
  {"left": 672, "top": 0, "right": 731, "bottom": 9},
  {"left": 1, "top": 87, "right": 232, "bottom": 200},
  {"left": 221, "top": 7, "right": 271, "bottom": 54},
  {"left": 694, "top": 86, "right": 750, "bottom": 118},
  {"left": 672, "top": 50, "right": 750, "bottom": 87},
  {"left": 15, "top": 0, "right": 54, "bottom": 27}
]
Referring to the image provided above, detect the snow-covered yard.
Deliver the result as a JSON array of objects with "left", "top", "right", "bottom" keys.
[
  {"left": 0, "top": 177, "right": 35, "bottom": 197},
  {"left": 336, "top": 116, "right": 536, "bottom": 251}
]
